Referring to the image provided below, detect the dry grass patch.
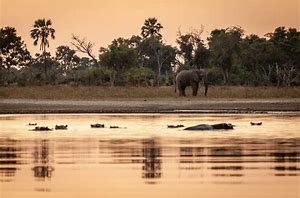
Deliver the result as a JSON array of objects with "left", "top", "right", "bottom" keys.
[{"left": 0, "top": 85, "right": 299, "bottom": 100}]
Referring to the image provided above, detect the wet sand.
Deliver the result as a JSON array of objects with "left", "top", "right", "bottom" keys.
[{"left": 0, "top": 99, "right": 299, "bottom": 114}]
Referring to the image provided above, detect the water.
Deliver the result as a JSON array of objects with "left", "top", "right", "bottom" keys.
[{"left": 0, "top": 114, "right": 299, "bottom": 198}]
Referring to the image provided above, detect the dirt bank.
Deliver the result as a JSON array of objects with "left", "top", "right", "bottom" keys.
[{"left": 0, "top": 99, "right": 299, "bottom": 114}]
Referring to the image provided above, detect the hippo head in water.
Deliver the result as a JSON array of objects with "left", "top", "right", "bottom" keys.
[{"left": 212, "top": 123, "right": 234, "bottom": 130}]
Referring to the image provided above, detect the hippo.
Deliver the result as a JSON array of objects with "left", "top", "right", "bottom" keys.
[
  {"left": 184, "top": 123, "right": 234, "bottom": 131},
  {"left": 32, "top": 126, "right": 52, "bottom": 131},
  {"left": 167, "top": 124, "right": 185, "bottom": 128},
  {"left": 91, "top": 124, "right": 105, "bottom": 128},
  {"left": 250, "top": 122, "right": 262, "bottom": 126},
  {"left": 55, "top": 125, "right": 68, "bottom": 130}
]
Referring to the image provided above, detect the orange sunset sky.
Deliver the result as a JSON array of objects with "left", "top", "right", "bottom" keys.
[{"left": 1, "top": 0, "right": 299, "bottom": 56}]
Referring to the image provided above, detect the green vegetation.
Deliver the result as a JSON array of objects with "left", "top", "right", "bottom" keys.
[
  {"left": 0, "top": 18, "right": 299, "bottom": 87},
  {"left": 0, "top": 86, "right": 299, "bottom": 100}
]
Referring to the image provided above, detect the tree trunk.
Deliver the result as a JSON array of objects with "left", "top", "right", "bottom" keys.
[
  {"left": 110, "top": 72, "right": 116, "bottom": 86},
  {"left": 155, "top": 51, "right": 162, "bottom": 87},
  {"left": 42, "top": 50, "right": 48, "bottom": 83},
  {"left": 222, "top": 68, "right": 228, "bottom": 85},
  {"left": 275, "top": 64, "right": 281, "bottom": 87},
  {"left": 157, "top": 65, "right": 161, "bottom": 86}
]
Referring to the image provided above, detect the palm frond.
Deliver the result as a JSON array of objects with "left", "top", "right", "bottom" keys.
[
  {"left": 46, "top": 19, "right": 52, "bottom": 26},
  {"left": 33, "top": 39, "right": 38, "bottom": 46}
]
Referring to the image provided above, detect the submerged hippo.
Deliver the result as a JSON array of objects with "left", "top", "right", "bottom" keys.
[
  {"left": 55, "top": 125, "right": 68, "bottom": 130},
  {"left": 250, "top": 122, "right": 262, "bottom": 126},
  {"left": 167, "top": 124, "right": 185, "bottom": 128},
  {"left": 184, "top": 123, "right": 234, "bottom": 131},
  {"left": 32, "top": 126, "right": 52, "bottom": 131},
  {"left": 91, "top": 123, "right": 105, "bottom": 128}
]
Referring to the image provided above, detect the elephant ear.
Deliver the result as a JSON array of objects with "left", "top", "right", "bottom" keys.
[{"left": 190, "top": 70, "right": 201, "bottom": 82}]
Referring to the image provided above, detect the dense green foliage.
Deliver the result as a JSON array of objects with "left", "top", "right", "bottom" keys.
[{"left": 0, "top": 18, "right": 299, "bottom": 86}]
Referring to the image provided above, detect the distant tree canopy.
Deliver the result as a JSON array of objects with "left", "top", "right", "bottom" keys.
[
  {"left": 0, "top": 27, "right": 31, "bottom": 70},
  {"left": 99, "top": 37, "right": 139, "bottom": 86},
  {"left": 176, "top": 27, "right": 209, "bottom": 70},
  {"left": 208, "top": 26, "right": 244, "bottom": 84},
  {"left": 0, "top": 17, "right": 299, "bottom": 86},
  {"left": 0, "top": 27, "right": 31, "bottom": 85}
]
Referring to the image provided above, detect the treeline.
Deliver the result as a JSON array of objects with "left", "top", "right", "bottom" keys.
[{"left": 0, "top": 18, "right": 299, "bottom": 86}]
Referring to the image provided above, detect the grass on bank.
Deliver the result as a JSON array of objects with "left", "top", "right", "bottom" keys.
[{"left": 0, "top": 85, "right": 299, "bottom": 100}]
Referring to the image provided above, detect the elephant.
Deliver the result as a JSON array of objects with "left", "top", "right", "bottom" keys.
[
  {"left": 175, "top": 69, "right": 208, "bottom": 96},
  {"left": 184, "top": 123, "right": 234, "bottom": 130}
]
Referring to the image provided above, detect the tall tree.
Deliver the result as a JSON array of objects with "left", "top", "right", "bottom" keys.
[
  {"left": 30, "top": 19, "right": 55, "bottom": 53},
  {"left": 208, "top": 26, "right": 244, "bottom": 84},
  {"left": 99, "top": 37, "right": 139, "bottom": 86},
  {"left": 0, "top": 27, "right": 31, "bottom": 85},
  {"left": 266, "top": 27, "right": 300, "bottom": 86},
  {"left": 55, "top": 46, "right": 80, "bottom": 83},
  {"left": 140, "top": 18, "right": 173, "bottom": 86},
  {"left": 30, "top": 18, "right": 55, "bottom": 80},
  {"left": 240, "top": 34, "right": 280, "bottom": 85},
  {"left": 176, "top": 28, "right": 209, "bottom": 70}
]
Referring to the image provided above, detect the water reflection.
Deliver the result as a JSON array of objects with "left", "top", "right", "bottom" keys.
[
  {"left": 99, "top": 138, "right": 162, "bottom": 183},
  {"left": 0, "top": 139, "right": 21, "bottom": 182},
  {"left": 32, "top": 140, "right": 54, "bottom": 180},
  {"left": 1, "top": 136, "right": 300, "bottom": 184},
  {"left": 1, "top": 114, "right": 300, "bottom": 198},
  {"left": 142, "top": 138, "right": 162, "bottom": 183},
  {"left": 272, "top": 139, "right": 300, "bottom": 176}
]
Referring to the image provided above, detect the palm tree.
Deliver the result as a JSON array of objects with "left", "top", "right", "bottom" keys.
[
  {"left": 30, "top": 18, "right": 55, "bottom": 81},
  {"left": 30, "top": 18, "right": 55, "bottom": 53},
  {"left": 141, "top": 18, "right": 163, "bottom": 40},
  {"left": 140, "top": 18, "right": 166, "bottom": 86}
]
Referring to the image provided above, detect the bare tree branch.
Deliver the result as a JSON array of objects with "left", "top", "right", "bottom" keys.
[{"left": 71, "top": 34, "right": 99, "bottom": 66}]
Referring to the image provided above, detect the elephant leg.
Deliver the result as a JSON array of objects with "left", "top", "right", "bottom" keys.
[
  {"left": 182, "top": 86, "right": 186, "bottom": 96},
  {"left": 179, "top": 85, "right": 186, "bottom": 96},
  {"left": 191, "top": 82, "right": 199, "bottom": 96}
]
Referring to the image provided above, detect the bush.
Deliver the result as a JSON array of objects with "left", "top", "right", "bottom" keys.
[
  {"left": 231, "top": 64, "right": 252, "bottom": 85},
  {"left": 80, "top": 67, "right": 112, "bottom": 85},
  {"left": 207, "top": 67, "right": 224, "bottom": 85},
  {"left": 123, "top": 67, "right": 154, "bottom": 86}
]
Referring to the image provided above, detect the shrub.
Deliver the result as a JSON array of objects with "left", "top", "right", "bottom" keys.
[{"left": 123, "top": 67, "right": 154, "bottom": 86}]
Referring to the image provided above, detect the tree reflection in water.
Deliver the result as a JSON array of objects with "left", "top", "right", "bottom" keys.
[
  {"left": 0, "top": 139, "right": 21, "bottom": 181},
  {"left": 32, "top": 139, "right": 54, "bottom": 180},
  {"left": 1, "top": 136, "right": 299, "bottom": 186},
  {"left": 272, "top": 139, "right": 300, "bottom": 177},
  {"left": 142, "top": 138, "right": 161, "bottom": 184},
  {"left": 179, "top": 143, "right": 244, "bottom": 178}
]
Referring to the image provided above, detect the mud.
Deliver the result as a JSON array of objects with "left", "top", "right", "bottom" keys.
[{"left": 0, "top": 99, "right": 299, "bottom": 114}]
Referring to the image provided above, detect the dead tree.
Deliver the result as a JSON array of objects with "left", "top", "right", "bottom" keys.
[{"left": 71, "top": 35, "right": 99, "bottom": 67}]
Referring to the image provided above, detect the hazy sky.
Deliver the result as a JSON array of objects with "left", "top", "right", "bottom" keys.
[{"left": 1, "top": 0, "right": 299, "bottom": 56}]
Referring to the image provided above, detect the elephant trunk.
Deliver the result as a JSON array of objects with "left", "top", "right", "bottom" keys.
[
  {"left": 174, "top": 76, "right": 177, "bottom": 93},
  {"left": 204, "top": 76, "right": 208, "bottom": 96}
]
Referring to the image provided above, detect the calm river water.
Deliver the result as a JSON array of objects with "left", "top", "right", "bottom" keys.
[{"left": 0, "top": 114, "right": 299, "bottom": 198}]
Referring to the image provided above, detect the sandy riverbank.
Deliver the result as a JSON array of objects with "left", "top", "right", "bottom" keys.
[{"left": 0, "top": 99, "right": 299, "bottom": 114}]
